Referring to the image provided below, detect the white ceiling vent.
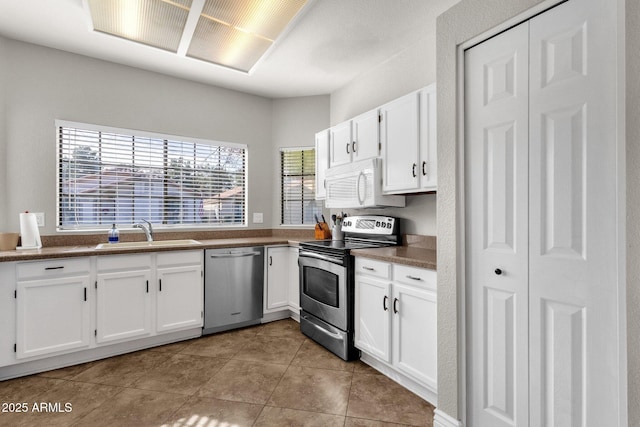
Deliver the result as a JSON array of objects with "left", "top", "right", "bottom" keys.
[{"left": 85, "top": 0, "right": 309, "bottom": 73}]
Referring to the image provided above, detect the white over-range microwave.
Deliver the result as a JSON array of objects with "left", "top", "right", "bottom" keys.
[{"left": 324, "top": 158, "right": 405, "bottom": 209}]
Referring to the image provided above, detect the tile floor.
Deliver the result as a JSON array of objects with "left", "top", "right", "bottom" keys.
[{"left": 0, "top": 319, "right": 434, "bottom": 426}]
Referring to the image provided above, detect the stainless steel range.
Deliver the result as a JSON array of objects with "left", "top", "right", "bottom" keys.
[{"left": 298, "top": 215, "right": 400, "bottom": 360}]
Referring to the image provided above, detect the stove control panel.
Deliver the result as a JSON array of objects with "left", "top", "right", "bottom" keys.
[{"left": 341, "top": 215, "right": 398, "bottom": 235}]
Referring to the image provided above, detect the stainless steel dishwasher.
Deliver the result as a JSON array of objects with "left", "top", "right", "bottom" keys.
[{"left": 203, "top": 246, "right": 264, "bottom": 335}]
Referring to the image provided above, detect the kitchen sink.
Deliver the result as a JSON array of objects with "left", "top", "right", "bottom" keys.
[{"left": 95, "top": 239, "right": 202, "bottom": 250}]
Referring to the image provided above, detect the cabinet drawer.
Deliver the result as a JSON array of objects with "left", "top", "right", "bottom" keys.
[
  {"left": 355, "top": 258, "right": 391, "bottom": 280},
  {"left": 97, "top": 253, "right": 151, "bottom": 272},
  {"left": 393, "top": 264, "right": 436, "bottom": 291},
  {"left": 17, "top": 258, "right": 90, "bottom": 280},
  {"left": 157, "top": 250, "right": 202, "bottom": 267}
]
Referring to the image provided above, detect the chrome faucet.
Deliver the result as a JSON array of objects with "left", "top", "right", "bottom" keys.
[{"left": 133, "top": 219, "right": 153, "bottom": 242}]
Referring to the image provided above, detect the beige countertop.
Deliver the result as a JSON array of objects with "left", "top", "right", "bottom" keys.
[
  {"left": 0, "top": 237, "right": 304, "bottom": 262},
  {"left": 351, "top": 246, "right": 437, "bottom": 270}
]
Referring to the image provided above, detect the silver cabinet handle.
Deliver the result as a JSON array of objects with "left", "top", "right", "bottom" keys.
[
  {"left": 362, "top": 266, "right": 375, "bottom": 271},
  {"left": 406, "top": 275, "right": 422, "bottom": 281}
]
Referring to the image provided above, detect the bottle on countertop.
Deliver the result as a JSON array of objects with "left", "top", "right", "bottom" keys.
[{"left": 108, "top": 224, "right": 119, "bottom": 244}]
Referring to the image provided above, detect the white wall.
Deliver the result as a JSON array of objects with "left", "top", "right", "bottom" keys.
[
  {"left": 626, "top": 0, "right": 639, "bottom": 424},
  {"left": 0, "top": 36, "right": 7, "bottom": 231},
  {"left": 1, "top": 37, "right": 273, "bottom": 234},
  {"left": 270, "top": 95, "right": 330, "bottom": 228},
  {"left": 327, "top": 0, "right": 457, "bottom": 236},
  {"left": 437, "top": 0, "right": 635, "bottom": 424}
]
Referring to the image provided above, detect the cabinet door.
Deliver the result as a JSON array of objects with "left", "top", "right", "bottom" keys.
[
  {"left": 157, "top": 265, "right": 203, "bottom": 333},
  {"left": 0, "top": 263, "right": 16, "bottom": 367},
  {"left": 352, "top": 109, "right": 380, "bottom": 161},
  {"left": 419, "top": 85, "right": 437, "bottom": 191},
  {"left": 354, "top": 274, "right": 391, "bottom": 362},
  {"left": 288, "top": 247, "right": 300, "bottom": 311},
  {"left": 315, "top": 129, "right": 329, "bottom": 200},
  {"left": 329, "top": 121, "right": 352, "bottom": 167},
  {"left": 381, "top": 92, "right": 420, "bottom": 193},
  {"left": 96, "top": 269, "right": 152, "bottom": 344},
  {"left": 16, "top": 276, "right": 91, "bottom": 359},
  {"left": 392, "top": 283, "right": 437, "bottom": 389},
  {"left": 265, "top": 247, "right": 289, "bottom": 312}
]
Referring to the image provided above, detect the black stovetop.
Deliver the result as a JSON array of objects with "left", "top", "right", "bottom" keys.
[{"left": 299, "top": 238, "right": 396, "bottom": 252}]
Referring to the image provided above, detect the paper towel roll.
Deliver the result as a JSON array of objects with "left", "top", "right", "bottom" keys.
[{"left": 18, "top": 212, "right": 42, "bottom": 249}]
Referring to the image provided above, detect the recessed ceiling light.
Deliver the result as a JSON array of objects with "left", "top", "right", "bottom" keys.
[{"left": 85, "top": 0, "right": 310, "bottom": 73}]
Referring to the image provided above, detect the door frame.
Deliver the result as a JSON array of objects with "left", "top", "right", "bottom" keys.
[{"left": 455, "top": 0, "right": 627, "bottom": 425}]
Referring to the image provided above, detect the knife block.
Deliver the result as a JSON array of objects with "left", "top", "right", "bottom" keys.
[{"left": 314, "top": 222, "right": 332, "bottom": 240}]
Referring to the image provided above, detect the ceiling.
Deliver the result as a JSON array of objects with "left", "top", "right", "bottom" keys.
[{"left": 0, "top": 0, "right": 455, "bottom": 99}]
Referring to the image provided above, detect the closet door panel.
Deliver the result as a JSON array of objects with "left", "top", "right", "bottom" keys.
[
  {"left": 464, "top": 21, "right": 530, "bottom": 427},
  {"left": 528, "top": 0, "right": 621, "bottom": 426}
]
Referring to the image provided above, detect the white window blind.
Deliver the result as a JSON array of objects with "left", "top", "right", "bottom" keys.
[
  {"left": 57, "top": 121, "right": 246, "bottom": 230},
  {"left": 280, "top": 147, "right": 322, "bottom": 225}
]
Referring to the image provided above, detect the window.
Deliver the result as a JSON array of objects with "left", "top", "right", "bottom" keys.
[
  {"left": 57, "top": 120, "right": 246, "bottom": 230},
  {"left": 280, "top": 147, "right": 322, "bottom": 225}
]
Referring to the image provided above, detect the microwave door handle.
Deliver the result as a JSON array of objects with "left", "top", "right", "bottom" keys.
[{"left": 356, "top": 171, "right": 365, "bottom": 205}]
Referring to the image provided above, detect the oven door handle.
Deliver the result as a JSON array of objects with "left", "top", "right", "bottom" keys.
[
  {"left": 298, "top": 251, "right": 344, "bottom": 265},
  {"left": 301, "top": 314, "right": 344, "bottom": 340}
]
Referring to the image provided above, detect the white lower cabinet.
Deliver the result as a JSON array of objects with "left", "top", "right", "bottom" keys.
[
  {"left": 264, "top": 245, "right": 300, "bottom": 315},
  {"left": 354, "top": 257, "right": 437, "bottom": 401},
  {"left": 354, "top": 274, "right": 391, "bottom": 361},
  {"left": 287, "top": 247, "right": 300, "bottom": 311},
  {"left": 5, "top": 250, "right": 203, "bottom": 370},
  {"left": 0, "top": 263, "right": 16, "bottom": 367},
  {"left": 156, "top": 251, "right": 203, "bottom": 333},
  {"left": 96, "top": 254, "right": 152, "bottom": 344},
  {"left": 265, "top": 246, "right": 290, "bottom": 313},
  {"left": 392, "top": 281, "right": 437, "bottom": 389},
  {"left": 15, "top": 258, "right": 92, "bottom": 359}
]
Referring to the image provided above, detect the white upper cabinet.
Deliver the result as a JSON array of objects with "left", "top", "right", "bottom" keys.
[
  {"left": 418, "top": 85, "right": 437, "bottom": 191},
  {"left": 322, "top": 85, "right": 436, "bottom": 198},
  {"left": 381, "top": 84, "right": 437, "bottom": 194},
  {"left": 329, "top": 120, "right": 352, "bottom": 167},
  {"left": 315, "top": 129, "right": 329, "bottom": 200},
  {"left": 329, "top": 108, "right": 380, "bottom": 169},
  {"left": 381, "top": 91, "right": 420, "bottom": 193},
  {"left": 351, "top": 109, "right": 380, "bottom": 161}
]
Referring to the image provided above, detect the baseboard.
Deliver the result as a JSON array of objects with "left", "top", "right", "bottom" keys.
[
  {"left": 0, "top": 328, "right": 201, "bottom": 381},
  {"left": 434, "top": 409, "right": 463, "bottom": 427},
  {"left": 360, "top": 352, "right": 438, "bottom": 407}
]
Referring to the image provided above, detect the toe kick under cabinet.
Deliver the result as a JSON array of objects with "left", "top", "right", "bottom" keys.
[
  {"left": 354, "top": 257, "right": 437, "bottom": 405},
  {"left": 0, "top": 250, "right": 203, "bottom": 377}
]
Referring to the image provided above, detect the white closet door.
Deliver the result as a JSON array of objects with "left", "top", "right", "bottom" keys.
[
  {"left": 528, "top": 0, "right": 621, "bottom": 425},
  {"left": 465, "top": 21, "right": 530, "bottom": 427}
]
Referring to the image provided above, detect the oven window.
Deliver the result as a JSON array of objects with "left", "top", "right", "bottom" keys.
[{"left": 303, "top": 266, "right": 339, "bottom": 307}]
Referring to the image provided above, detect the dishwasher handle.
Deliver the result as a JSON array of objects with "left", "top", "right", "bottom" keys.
[{"left": 209, "top": 251, "right": 262, "bottom": 258}]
